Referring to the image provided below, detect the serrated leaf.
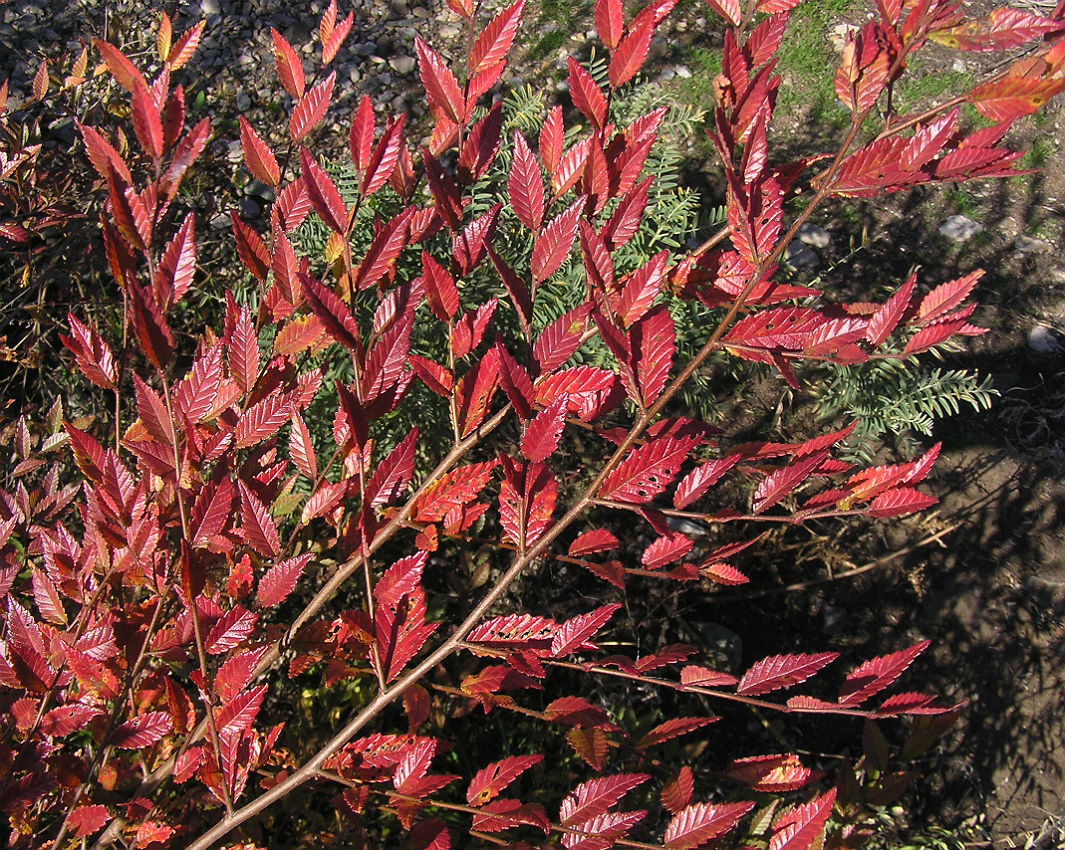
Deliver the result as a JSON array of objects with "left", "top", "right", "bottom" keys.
[
  {"left": 567, "top": 727, "right": 610, "bottom": 771},
  {"left": 366, "top": 427, "right": 418, "bottom": 508},
  {"left": 609, "top": 16, "right": 653, "bottom": 87},
  {"left": 637, "top": 716, "right": 717, "bottom": 749},
  {"left": 235, "top": 393, "right": 290, "bottom": 448},
  {"left": 738, "top": 652, "right": 838, "bottom": 696},
  {"left": 598, "top": 434, "right": 699, "bottom": 504},
  {"left": 596, "top": 0, "right": 624, "bottom": 48},
  {"left": 215, "top": 683, "right": 266, "bottom": 735},
  {"left": 470, "top": 0, "right": 525, "bottom": 73},
  {"left": 661, "top": 767, "right": 694, "bottom": 816},
  {"left": 413, "top": 460, "right": 498, "bottom": 523},
  {"left": 131, "top": 81, "right": 163, "bottom": 159},
  {"left": 559, "top": 774, "right": 649, "bottom": 826},
  {"left": 112, "top": 711, "right": 172, "bottom": 749},
  {"left": 290, "top": 71, "right": 335, "bottom": 142},
  {"left": 728, "top": 754, "right": 814, "bottom": 792},
  {"left": 569, "top": 528, "right": 619, "bottom": 556},
  {"left": 66, "top": 805, "right": 109, "bottom": 839},
  {"left": 271, "top": 28, "right": 305, "bottom": 97},
  {"left": 467, "top": 755, "right": 543, "bottom": 806},
  {"left": 769, "top": 789, "right": 836, "bottom": 850},
  {"left": 664, "top": 801, "right": 755, "bottom": 849},
  {"left": 521, "top": 396, "right": 568, "bottom": 462},
  {"left": 551, "top": 603, "right": 621, "bottom": 657},
  {"left": 239, "top": 116, "right": 281, "bottom": 186},
  {"left": 868, "top": 487, "right": 937, "bottom": 517},
  {"left": 567, "top": 57, "right": 607, "bottom": 129},
  {"left": 509, "top": 130, "right": 545, "bottom": 230},
  {"left": 753, "top": 450, "right": 829, "bottom": 514},
  {"left": 257, "top": 553, "right": 313, "bottom": 607},
  {"left": 838, "top": 640, "right": 930, "bottom": 705},
  {"left": 238, "top": 480, "right": 280, "bottom": 557},
  {"left": 417, "top": 36, "right": 465, "bottom": 124},
  {"left": 206, "top": 604, "right": 257, "bottom": 655}
]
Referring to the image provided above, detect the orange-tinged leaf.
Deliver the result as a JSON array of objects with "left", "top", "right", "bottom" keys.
[
  {"left": 272, "top": 28, "right": 305, "bottom": 97},
  {"left": 93, "top": 39, "right": 146, "bottom": 92},
  {"left": 661, "top": 767, "right": 694, "bottom": 816},
  {"left": 167, "top": 20, "right": 205, "bottom": 71},
  {"left": 290, "top": 72, "right": 335, "bottom": 142},
  {"left": 131, "top": 82, "right": 163, "bottom": 159},
  {"left": 239, "top": 116, "right": 281, "bottom": 186},
  {"left": 416, "top": 36, "right": 465, "bottom": 124},
  {"left": 769, "top": 789, "right": 836, "bottom": 850},
  {"left": 609, "top": 16, "right": 653, "bottom": 87},
  {"left": 470, "top": 0, "right": 526, "bottom": 74},
  {"left": 596, "top": 0, "right": 625, "bottom": 48},
  {"left": 467, "top": 755, "right": 543, "bottom": 806}
]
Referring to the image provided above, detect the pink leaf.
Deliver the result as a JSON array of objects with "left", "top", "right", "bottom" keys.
[
  {"left": 521, "top": 396, "right": 568, "bottom": 462},
  {"left": 112, "top": 711, "right": 172, "bottom": 749},
  {"left": 663, "top": 801, "right": 755, "bottom": 849},
  {"left": 205, "top": 604, "right": 257, "bottom": 655},
  {"left": 838, "top": 640, "right": 930, "bottom": 705},
  {"left": 737, "top": 652, "right": 839, "bottom": 696},
  {"left": 256, "top": 553, "right": 313, "bottom": 608},
  {"left": 467, "top": 754, "right": 543, "bottom": 806}
]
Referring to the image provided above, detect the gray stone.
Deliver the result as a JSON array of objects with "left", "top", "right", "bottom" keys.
[
  {"left": 939, "top": 214, "right": 984, "bottom": 242},
  {"left": 674, "top": 65, "right": 692, "bottom": 79},
  {"left": 785, "top": 239, "right": 819, "bottom": 271},
  {"left": 797, "top": 222, "right": 831, "bottom": 249},
  {"left": 200, "top": 0, "right": 220, "bottom": 14},
  {"left": 355, "top": 41, "right": 377, "bottom": 57},
  {"left": 699, "top": 623, "right": 743, "bottom": 672},
  {"left": 236, "top": 91, "right": 252, "bottom": 111},
  {"left": 240, "top": 198, "right": 261, "bottom": 219},
  {"left": 1014, "top": 234, "right": 1051, "bottom": 254},
  {"left": 389, "top": 55, "right": 416, "bottom": 75},
  {"left": 347, "top": 66, "right": 362, "bottom": 85},
  {"left": 1027, "top": 325, "right": 1062, "bottom": 354}
]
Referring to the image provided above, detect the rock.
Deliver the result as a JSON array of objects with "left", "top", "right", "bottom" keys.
[
  {"left": 1014, "top": 234, "right": 1051, "bottom": 254},
  {"left": 200, "top": 0, "right": 221, "bottom": 14},
  {"left": 797, "top": 222, "right": 831, "bottom": 249},
  {"left": 939, "top": 214, "right": 984, "bottom": 242},
  {"left": 665, "top": 516, "right": 707, "bottom": 537},
  {"left": 240, "top": 198, "right": 261, "bottom": 219},
  {"left": 674, "top": 65, "right": 692, "bottom": 79},
  {"left": 821, "top": 603, "right": 847, "bottom": 637},
  {"left": 235, "top": 91, "right": 252, "bottom": 111},
  {"left": 1027, "top": 325, "right": 1062, "bottom": 354},
  {"left": 347, "top": 66, "right": 362, "bottom": 85},
  {"left": 699, "top": 623, "right": 743, "bottom": 672},
  {"left": 389, "top": 55, "right": 416, "bottom": 75},
  {"left": 785, "top": 239, "right": 819, "bottom": 271},
  {"left": 828, "top": 22, "right": 858, "bottom": 52}
]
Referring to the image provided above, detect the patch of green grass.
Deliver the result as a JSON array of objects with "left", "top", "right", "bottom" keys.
[{"left": 527, "top": 0, "right": 591, "bottom": 61}]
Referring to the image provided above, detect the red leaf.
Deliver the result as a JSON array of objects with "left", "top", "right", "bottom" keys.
[
  {"left": 596, "top": 0, "right": 625, "bottom": 48},
  {"left": 728, "top": 754, "right": 814, "bottom": 792},
  {"left": 365, "top": 427, "right": 418, "bottom": 508},
  {"left": 231, "top": 212, "right": 270, "bottom": 282},
  {"left": 131, "top": 82, "right": 163, "bottom": 159},
  {"left": 663, "top": 801, "right": 755, "bottom": 849},
  {"left": 866, "top": 272, "right": 916, "bottom": 346},
  {"left": 559, "top": 774, "right": 649, "bottom": 826},
  {"left": 191, "top": 477, "right": 233, "bottom": 546},
  {"left": 680, "top": 665, "right": 739, "bottom": 688},
  {"left": 363, "top": 114, "right": 406, "bottom": 197},
  {"left": 452, "top": 299, "right": 499, "bottom": 359},
  {"left": 93, "top": 39, "right": 146, "bottom": 92},
  {"left": 349, "top": 94, "right": 375, "bottom": 171},
  {"left": 540, "top": 104, "right": 564, "bottom": 176},
  {"left": 167, "top": 20, "right": 205, "bottom": 71},
  {"left": 128, "top": 283, "right": 174, "bottom": 371},
  {"left": 238, "top": 480, "right": 280, "bottom": 557},
  {"left": 467, "top": 755, "right": 543, "bottom": 806},
  {"left": 470, "top": 0, "right": 526, "bottom": 73},
  {"left": 153, "top": 212, "right": 196, "bottom": 309},
  {"left": 508, "top": 130, "right": 545, "bottom": 230},
  {"left": 416, "top": 36, "right": 465, "bottom": 124},
  {"left": 737, "top": 652, "right": 839, "bottom": 696},
  {"left": 323, "top": 10, "right": 354, "bottom": 64},
  {"left": 916, "top": 270, "right": 982, "bottom": 325},
  {"left": 868, "top": 487, "right": 937, "bottom": 517},
  {"left": 638, "top": 716, "right": 716, "bottom": 749},
  {"left": 569, "top": 528, "right": 619, "bottom": 556},
  {"left": 838, "top": 640, "right": 930, "bottom": 705},
  {"left": 162, "top": 117, "right": 210, "bottom": 200},
  {"left": 41, "top": 703, "right": 104, "bottom": 737},
  {"left": 498, "top": 460, "right": 557, "bottom": 549},
  {"left": 609, "top": 16, "right": 653, "bottom": 87},
  {"left": 235, "top": 393, "right": 290, "bottom": 448},
  {"left": 495, "top": 343, "right": 534, "bottom": 419},
  {"left": 551, "top": 603, "right": 621, "bottom": 657},
  {"left": 215, "top": 684, "right": 266, "bottom": 735},
  {"left": 769, "top": 789, "right": 836, "bottom": 850},
  {"left": 968, "top": 74, "right": 1065, "bottom": 122},
  {"left": 239, "top": 116, "right": 281, "bottom": 186},
  {"left": 642, "top": 533, "right": 693, "bottom": 570},
  {"left": 112, "top": 711, "right": 172, "bottom": 749},
  {"left": 631, "top": 305, "right": 674, "bottom": 406},
  {"left": 615, "top": 251, "right": 667, "bottom": 326},
  {"left": 61, "top": 314, "right": 118, "bottom": 390},
  {"left": 413, "top": 460, "right": 498, "bottom": 522},
  {"left": 290, "top": 72, "right": 335, "bottom": 142},
  {"left": 422, "top": 250, "right": 459, "bottom": 321},
  {"left": 598, "top": 434, "right": 699, "bottom": 504},
  {"left": 661, "top": 767, "right": 694, "bottom": 816},
  {"left": 705, "top": 0, "right": 742, "bottom": 25},
  {"left": 930, "top": 8, "right": 1065, "bottom": 51},
  {"left": 216, "top": 646, "right": 270, "bottom": 703},
  {"left": 300, "top": 147, "right": 348, "bottom": 233},
  {"left": 700, "top": 562, "right": 749, "bottom": 585},
  {"left": 532, "top": 199, "right": 584, "bottom": 284},
  {"left": 521, "top": 396, "right": 568, "bottom": 462},
  {"left": 458, "top": 102, "right": 502, "bottom": 183},
  {"left": 567, "top": 57, "right": 608, "bottom": 129},
  {"left": 206, "top": 604, "right": 257, "bottom": 655},
  {"left": 229, "top": 302, "right": 260, "bottom": 392},
  {"left": 409, "top": 355, "right": 454, "bottom": 396},
  {"left": 602, "top": 176, "right": 651, "bottom": 250},
  {"left": 567, "top": 727, "right": 611, "bottom": 771},
  {"left": 753, "top": 450, "right": 829, "bottom": 514},
  {"left": 455, "top": 350, "right": 501, "bottom": 437},
  {"left": 289, "top": 411, "right": 318, "bottom": 479},
  {"left": 354, "top": 207, "right": 414, "bottom": 291},
  {"left": 67, "top": 805, "right": 109, "bottom": 839},
  {"left": 271, "top": 28, "right": 305, "bottom": 97},
  {"left": 301, "top": 272, "right": 361, "bottom": 352},
  {"left": 673, "top": 454, "right": 739, "bottom": 509},
  {"left": 533, "top": 305, "right": 592, "bottom": 373},
  {"left": 257, "top": 553, "right": 313, "bottom": 608}
]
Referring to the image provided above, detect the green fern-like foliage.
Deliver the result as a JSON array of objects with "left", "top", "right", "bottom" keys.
[
  {"left": 293, "top": 70, "right": 720, "bottom": 449},
  {"left": 813, "top": 358, "right": 997, "bottom": 453}
]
